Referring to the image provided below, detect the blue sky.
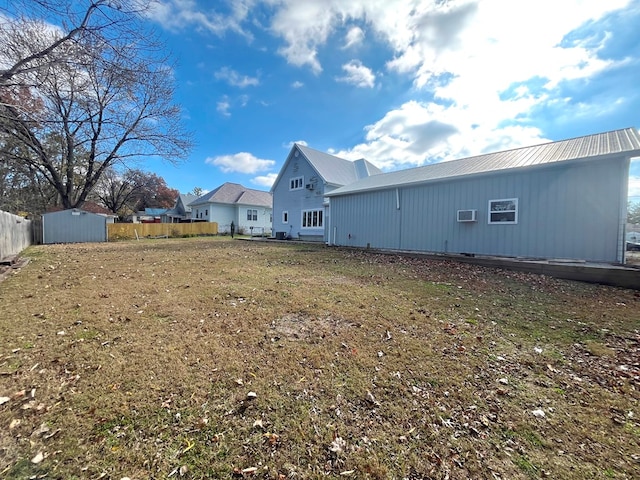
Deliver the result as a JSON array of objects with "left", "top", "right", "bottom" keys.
[{"left": 89, "top": 1, "right": 640, "bottom": 199}]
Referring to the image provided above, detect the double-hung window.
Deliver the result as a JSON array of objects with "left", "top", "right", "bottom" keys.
[
  {"left": 290, "top": 176, "right": 304, "bottom": 190},
  {"left": 301, "top": 209, "right": 323, "bottom": 228},
  {"left": 247, "top": 209, "right": 258, "bottom": 221},
  {"left": 488, "top": 198, "right": 518, "bottom": 224}
]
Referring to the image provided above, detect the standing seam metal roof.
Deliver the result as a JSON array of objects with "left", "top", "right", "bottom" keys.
[{"left": 326, "top": 128, "right": 640, "bottom": 196}]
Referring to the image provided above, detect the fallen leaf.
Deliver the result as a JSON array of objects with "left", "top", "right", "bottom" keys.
[
  {"left": 329, "top": 437, "right": 346, "bottom": 454},
  {"left": 31, "top": 452, "right": 44, "bottom": 464}
]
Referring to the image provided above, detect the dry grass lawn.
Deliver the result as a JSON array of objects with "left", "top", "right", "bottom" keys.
[{"left": 0, "top": 238, "right": 639, "bottom": 479}]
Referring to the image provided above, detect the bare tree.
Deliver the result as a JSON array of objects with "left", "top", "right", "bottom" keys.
[
  {"left": 0, "top": 0, "right": 192, "bottom": 209},
  {"left": 0, "top": 1, "right": 152, "bottom": 87},
  {"left": 0, "top": 137, "right": 57, "bottom": 214}
]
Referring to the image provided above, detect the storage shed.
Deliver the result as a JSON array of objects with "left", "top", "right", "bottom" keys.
[
  {"left": 42, "top": 208, "right": 115, "bottom": 244},
  {"left": 326, "top": 128, "right": 640, "bottom": 263}
]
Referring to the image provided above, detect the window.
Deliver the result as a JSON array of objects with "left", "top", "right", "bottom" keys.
[
  {"left": 247, "top": 209, "right": 257, "bottom": 221},
  {"left": 301, "top": 209, "right": 323, "bottom": 228},
  {"left": 290, "top": 176, "right": 304, "bottom": 190},
  {"left": 282, "top": 211, "right": 288, "bottom": 223},
  {"left": 205, "top": 209, "right": 208, "bottom": 216},
  {"left": 488, "top": 198, "right": 518, "bottom": 224}
]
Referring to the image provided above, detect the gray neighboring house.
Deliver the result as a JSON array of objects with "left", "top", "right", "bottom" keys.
[
  {"left": 161, "top": 194, "right": 197, "bottom": 223},
  {"left": 190, "top": 182, "right": 273, "bottom": 235},
  {"left": 270, "top": 144, "right": 381, "bottom": 241},
  {"left": 42, "top": 207, "right": 116, "bottom": 244},
  {"left": 326, "top": 128, "right": 640, "bottom": 264}
]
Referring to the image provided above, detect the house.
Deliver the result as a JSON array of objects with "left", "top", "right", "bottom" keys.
[
  {"left": 135, "top": 208, "right": 166, "bottom": 223},
  {"left": 325, "top": 128, "right": 640, "bottom": 264},
  {"left": 42, "top": 206, "right": 117, "bottom": 244},
  {"left": 189, "top": 182, "right": 273, "bottom": 235},
  {"left": 270, "top": 144, "right": 381, "bottom": 241},
  {"left": 161, "top": 194, "right": 197, "bottom": 223}
]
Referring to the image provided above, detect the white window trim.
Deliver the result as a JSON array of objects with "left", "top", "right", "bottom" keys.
[
  {"left": 290, "top": 176, "right": 304, "bottom": 191},
  {"left": 282, "top": 211, "right": 289, "bottom": 224},
  {"left": 301, "top": 209, "right": 324, "bottom": 229},
  {"left": 488, "top": 198, "right": 518, "bottom": 224}
]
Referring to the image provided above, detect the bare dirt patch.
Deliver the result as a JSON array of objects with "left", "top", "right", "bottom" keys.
[
  {"left": 270, "top": 313, "right": 355, "bottom": 342},
  {"left": 0, "top": 238, "right": 638, "bottom": 479}
]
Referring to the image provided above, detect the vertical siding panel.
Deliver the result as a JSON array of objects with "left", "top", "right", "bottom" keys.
[{"left": 330, "top": 158, "right": 627, "bottom": 262}]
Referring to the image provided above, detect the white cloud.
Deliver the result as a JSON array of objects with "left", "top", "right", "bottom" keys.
[
  {"left": 216, "top": 96, "right": 231, "bottom": 116},
  {"left": 337, "top": 60, "right": 375, "bottom": 88},
  {"left": 251, "top": 173, "right": 279, "bottom": 188},
  {"left": 215, "top": 67, "right": 260, "bottom": 88},
  {"left": 206, "top": 152, "right": 276, "bottom": 174},
  {"left": 284, "top": 140, "right": 308, "bottom": 148},
  {"left": 263, "top": 0, "right": 630, "bottom": 168},
  {"left": 343, "top": 26, "right": 364, "bottom": 49},
  {"left": 146, "top": 0, "right": 251, "bottom": 38},
  {"left": 149, "top": 0, "right": 635, "bottom": 174},
  {"left": 333, "top": 100, "right": 547, "bottom": 169}
]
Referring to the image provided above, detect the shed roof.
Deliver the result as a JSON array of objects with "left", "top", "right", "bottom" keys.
[
  {"left": 190, "top": 182, "right": 272, "bottom": 208},
  {"left": 327, "top": 128, "right": 640, "bottom": 197},
  {"left": 46, "top": 202, "right": 115, "bottom": 216}
]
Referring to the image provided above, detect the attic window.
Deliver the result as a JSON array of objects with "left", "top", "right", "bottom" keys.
[
  {"left": 290, "top": 176, "right": 304, "bottom": 190},
  {"left": 488, "top": 198, "right": 518, "bottom": 224}
]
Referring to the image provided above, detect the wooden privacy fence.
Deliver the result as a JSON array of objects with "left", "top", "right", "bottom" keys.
[
  {"left": 108, "top": 222, "right": 218, "bottom": 241},
  {"left": 0, "top": 210, "right": 32, "bottom": 260}
]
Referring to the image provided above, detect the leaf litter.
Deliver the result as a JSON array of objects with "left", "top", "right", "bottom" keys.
[{"left": 0, "top": 239, "right": 638, "bottom": 479}]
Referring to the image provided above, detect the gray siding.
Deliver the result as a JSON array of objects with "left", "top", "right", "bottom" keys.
[
  {"left": 43, "top": 210, "right": 107, "bottom": 244},
  {"left": 272, "top": 155, "right": 326, "bottom": 239},
  {"left": 330, "top": 157, "right": 627, "bottom": 262}
]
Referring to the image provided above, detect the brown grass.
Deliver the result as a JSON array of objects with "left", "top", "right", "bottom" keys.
[{"left": 0, "top": 238, "right": 638, "bottom": 479}]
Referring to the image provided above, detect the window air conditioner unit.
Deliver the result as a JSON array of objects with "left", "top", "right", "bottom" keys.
[
  {"left": 305, "top": 183, "right": 314, "bottom": 190},
  {"left": 457, "top": 209, "right": 477, "bottom": 222}
]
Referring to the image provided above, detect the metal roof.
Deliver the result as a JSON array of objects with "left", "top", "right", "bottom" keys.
[
  {"left": 327, "top": 128, "right": 640, "bottom": 197},
  {"left": 189, "top": 182, "right": 272, "bottom": 208},
  {"left": 295, "top": 144, "right": 382, "bottom": 186}
]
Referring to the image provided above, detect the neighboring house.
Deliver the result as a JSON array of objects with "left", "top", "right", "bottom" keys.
[
  {"left": 270, "top": 144, "right": 381, "bottom": 241},
  {"left": 325, "top": 128, "right": 640, "bottom": 264},
  {"left": 42, "top": 206, "right": 117, "bottom": 244},
  {"left": 161, "top": 194, "right": 197, "bottom": 223},
  {"left": 190, "top": 182, "right": 273, "bottom": 235},
  {"left": 133, "top": 208, "right": 167, "bottom": 223}
]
